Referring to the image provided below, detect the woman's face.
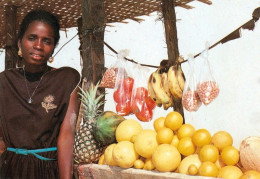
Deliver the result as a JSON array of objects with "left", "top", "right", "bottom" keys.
[{"left": 18, "top": 21, "right": 55, "bottom": 68}]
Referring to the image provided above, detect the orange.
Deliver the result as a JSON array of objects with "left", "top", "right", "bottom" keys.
[
  {"left": 164, "top": 111, "right": 183, "bottom": 131},
  {"left": 130, "top": 135, "right": 137, "bottom": 143},
  {"left": 211, "top": 131, "right": 233, "bottom": 151},
  {"left": 104, "top": 143, "right": 117, "bottom": 166},
  {"left": 153, "top": 117, "right": 165, "bottom": 132},
  {"left": 178, "top": 137, "right": 196, "bottom": 156},
  {"left": 98, "top": 154, "right": 105, "bottom": 165},
  {"left": 220, "top": 146, "right": 239, "bottom": 166},
  {"left": 143, "top": 158, "right": 155, "bottom": 170},
  {"left": 170, "top": 135, "right": 179, "bottom": 148},
  {"left": 218, "top": 166, "right": 243, "bottom": 179},
  {"left": 116, "top": 119, "right": 143, "bottom": 142},
  {"left": 133, "top": 159, "right": 144, "bottom": 169},
  {"left": 188, "top": 164, "right": 199, "bottom": 175},
  {"left": 178, "top": 154, "right": 201, "bottom": 174},
  {"left": 199, "top": 144, "right": 219, "bottom": 163},
  {"left": 152, "top": 144, "right": 181, "bottom": 172},
  {"left": 156, "top": 127, "right": 174, "bottom": 144},
  {"left": 112, "top": 141, "right": 139, "bottom": 168},
  {"left": 177, "top": 124, "right": 195, "bottom": 139},
  {"left": 199, "top": 161, "right": 219, "bottom": 177},
  {"left": 240, "top": 170, "right": 260, "bottom": 179},
  {"left": 215, "top": 155, "right": 226, "bottom": 170},
  {"left": 192, "top": 129, "right": 211, "bottom": 147},
  {"left": 134, "top": 129, "right": 158, "bottom": 158}
]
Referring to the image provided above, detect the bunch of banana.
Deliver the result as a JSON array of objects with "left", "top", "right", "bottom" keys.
[
  {"left": 168, "top": 64, "right": 185, "bottom": 100},
  {"left": 147, "top": 73, "right": 162, "bottom": 107},
  {"left": 147, "top": 63, "right": 186, "bottom": 110},
  {"left": 147, "top": 68, "right": 172, "bottom": 110}
]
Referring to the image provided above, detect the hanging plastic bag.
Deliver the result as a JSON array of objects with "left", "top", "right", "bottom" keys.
[
  {"left": 130, "top": 63, "right": 155, "bottom": 122},
  {"left": 182, "top": 55, "right": 202, "bottom": 111},
  {"left": 197, "top": 44, "right": 220, "bottom": 105},
  {"left": 113, "top": 50, "right": 134, "bottom": 116}
]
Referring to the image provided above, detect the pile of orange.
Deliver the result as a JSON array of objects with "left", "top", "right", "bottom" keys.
[{"left": 98, "top": 112, "right": 260, "bottom": 179}]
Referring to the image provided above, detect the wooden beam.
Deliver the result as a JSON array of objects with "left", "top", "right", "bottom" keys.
[
  {"left": 79, "top": 0, "right": 106, "bottom": 120},
  {"left": 77, "top": 17, "right": 83, "bottom": 61},
  {"left": 5, "top": 5, "right": 18, "bottom": 70},
  {"left": 175, "top": 0, "right": 194, "bottom": 9},
  {"left": 162, "top": 0, "right": 179, "bottom": 65},
  {"left": 162, "top": 0, "right": 184, "bottom": 119},
  {"left": 219, "top": 19, "right": 254, "bottom": 44},
  {"left": 197, "top": 0, "right": 212, "bottom": 5},
  {"left": 253, "top": 7, "right": 260, "bottom": 20},
  {"left": 81, "top": 0, "right": 105, "bottom": 84}
]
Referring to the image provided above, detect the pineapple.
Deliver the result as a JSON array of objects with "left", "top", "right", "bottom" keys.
[{"left": 73, "top": 80, "right": 124, "bottom": 164}]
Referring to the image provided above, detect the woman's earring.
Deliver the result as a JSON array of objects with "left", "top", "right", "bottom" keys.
[
  {"left": 48, "top": 57, "right": 54, "bottom": 63},
  {"left": 18, "top": 49, "right": 22, "bottom": 57}
]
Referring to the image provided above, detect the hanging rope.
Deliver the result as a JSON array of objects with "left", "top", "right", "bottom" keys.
[
  {"left": 53, "top": 30, "right": 159, "bottom": 68},
  {"left": 103, "top": 41, "right": 159, "bottom": 68},
  {"left": 53, "top": 33, "right": 78, "bottom": 58},
  {"left": 53, "top": 15, "right": 256, "bottom": 68}
]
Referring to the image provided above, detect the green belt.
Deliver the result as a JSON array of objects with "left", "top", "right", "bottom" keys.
[{"left": 7, "top": 147, "right": 57, "bottom": 161}]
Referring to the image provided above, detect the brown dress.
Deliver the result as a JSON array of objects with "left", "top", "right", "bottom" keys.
[{"left": 0, "top": 66, "right": 80, "bottom": 179}]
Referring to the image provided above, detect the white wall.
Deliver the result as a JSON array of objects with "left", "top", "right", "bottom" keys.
[
  {"left": 103, "top": 0, "right": 260, "bottom": 149},
  {"left": 0, "top": 0, "right": 260, "bottom": 148},
  {"left": 183, "top": 21, "right": 260, "bottom": 149}
]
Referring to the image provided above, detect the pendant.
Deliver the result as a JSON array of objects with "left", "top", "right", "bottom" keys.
[{"left": 27, "top": 98, "right": 32, "bottom": 103}]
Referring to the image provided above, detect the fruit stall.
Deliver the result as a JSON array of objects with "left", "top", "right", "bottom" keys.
[{"left": 1, "top": 0, "right": 260, "bottom": 179}]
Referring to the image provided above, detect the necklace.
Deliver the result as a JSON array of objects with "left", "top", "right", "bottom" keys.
[{"left": 23, "top": 66, "right": 48, "bottom": 104}]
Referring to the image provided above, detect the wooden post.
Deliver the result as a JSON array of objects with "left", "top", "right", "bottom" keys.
[
  {"left": 162, "top": 0, "right": 184, "bottom": 118},
  {"left": 5, "top": 5, "right": 18, "bottom": 70},
  {"left": 77, "top": 18, "right": 83, "bottom": 62},
  {"left": 77, "top": 0, "right": 105, "bottom": 131},
  {"left": 80, "top": 0, "right": 105, "bottom": 84},
  {"left": 162, "top": 0, "right": 179, "bottom": 65},
  {"left": 253, "top": 7, "right": 260, "bottom": 21}
]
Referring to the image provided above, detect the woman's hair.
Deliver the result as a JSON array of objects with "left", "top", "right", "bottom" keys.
[{"left": 17, "top": 10, "right": 60, "bottom": 47}]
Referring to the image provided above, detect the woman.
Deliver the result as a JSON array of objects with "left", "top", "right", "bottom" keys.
[{"left": 0, "top": 10, "right": 81, "bottom": 178}]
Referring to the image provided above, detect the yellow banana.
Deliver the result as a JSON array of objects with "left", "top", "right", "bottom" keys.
[
  {"left": 151, "top": 69, "right": 171, "bottom": 105},
  {"left": 147, "top": 73, "right": 162, "bottom": 107},
  {"left": 168, "top": 65, "right": 183, "bottom": 99},
  {"left": 160, "top": 71, "right": 174, "bottom": 110},
  {"left": 163, "top": 102, "right": 173, "bottom": 110},
  {"left": 176, "top": 64, "right": 186, "bottom": 91}
]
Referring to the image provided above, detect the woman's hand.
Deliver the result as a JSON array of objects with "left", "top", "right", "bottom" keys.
[{"left": 57, "top": 87, "right": 79, "bottom": 179}]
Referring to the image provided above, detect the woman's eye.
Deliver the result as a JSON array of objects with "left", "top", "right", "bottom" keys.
[
  {"left": 28, "top": 36, "right": 36, "bottom": 41},
  {"left": 43, "top": 39, "right": 53, "bottom": 45}
]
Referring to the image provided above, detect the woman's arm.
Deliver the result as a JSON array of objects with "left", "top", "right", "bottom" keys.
[{"left": 57, "top": 87, "right": 79, "bottom": 179}]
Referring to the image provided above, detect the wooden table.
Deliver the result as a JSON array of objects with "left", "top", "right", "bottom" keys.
[{"left": 74, "top": 164, "right": 218, "bottom": 179}]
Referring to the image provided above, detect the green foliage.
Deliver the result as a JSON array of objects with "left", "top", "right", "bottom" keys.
[{"left": 78, "top": 81, "right": 105, "bottom": 121}]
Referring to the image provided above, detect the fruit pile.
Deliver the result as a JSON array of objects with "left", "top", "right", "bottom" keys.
[{"left": 98, "top": 111, "right": 260, "bottom": 179}]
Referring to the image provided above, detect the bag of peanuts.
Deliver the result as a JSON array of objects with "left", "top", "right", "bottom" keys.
[
  {"left": 197, "top": 46, "right": 219, "bottom": 105},
  {"left": 182, "top": 56, "right": 202, "bottom": 112},
  {"left": 99, "top": 67, "right": 118, "bottom": 88},
  {"left": 99, "top": 50, "right": 131, "bottom": 88}
]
